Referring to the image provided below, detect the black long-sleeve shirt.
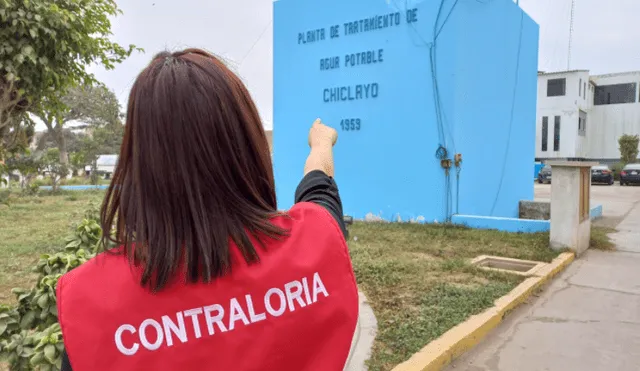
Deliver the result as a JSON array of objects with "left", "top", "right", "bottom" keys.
[{"left": 61, "top": 170, "right": 346, "bottom": 370}]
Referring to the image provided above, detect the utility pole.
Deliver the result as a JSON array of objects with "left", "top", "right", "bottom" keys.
[{"left": 568, "top": 0, "right": 576, "bottom": 70}]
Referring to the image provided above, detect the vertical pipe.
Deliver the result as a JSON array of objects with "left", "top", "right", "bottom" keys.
[{"left": 568, "top": 0, "right": 576, "bottom": 70}]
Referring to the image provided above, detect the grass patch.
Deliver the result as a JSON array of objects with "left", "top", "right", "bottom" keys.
[
  {"left": 348, "top": 222, "right": 561, "bottom": 370},
  {"left": 590, "top": 226, "right": 616, "bottom": 251},
  {"left": 0, "top": 190, "right": 105, "bottom": 304}
]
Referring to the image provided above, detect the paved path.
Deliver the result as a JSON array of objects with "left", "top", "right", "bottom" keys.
[
  {"left": 535, "top": 183, "right": 640, "bottom": 228},
  {"left": 345, "top": 292, "right": 377, "bottom": 371},
  {"left": 448, "top": 192, "right": 640, "bottom": 371}
]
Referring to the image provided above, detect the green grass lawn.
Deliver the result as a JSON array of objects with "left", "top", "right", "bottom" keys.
[
  {"left": 347, "top": 222, "right": 565, "bottom": 370},
  {"left": 0, "top": 190, "right": 105, "bottom": 304},
  {"left": 0, "top": 192, "right": 613, "bottom": 370}
]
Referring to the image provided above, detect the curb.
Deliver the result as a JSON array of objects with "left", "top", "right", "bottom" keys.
[
  {"left": 345, "top": 292, "right": 378, "bottom": 371},
  {"left": 392, "top": 252, "right": 575, "bottom": 371}
]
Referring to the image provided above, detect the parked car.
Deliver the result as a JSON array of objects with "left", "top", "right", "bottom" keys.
[
  {"left": 620, "top": 164, "right": 640, "bottom": 186},
  {"left": 591, "top": 165, "right": 614, "bottom": 185},
  {"left": 537, "top": 165, "right": 551, "bottom": 184}
]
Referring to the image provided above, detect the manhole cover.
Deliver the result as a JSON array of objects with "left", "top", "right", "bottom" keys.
[{"left": 471, "top": 255, "right": 547, "bottom": 276}]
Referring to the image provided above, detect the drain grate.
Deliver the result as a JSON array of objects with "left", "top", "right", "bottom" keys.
[{"left": 471, "top": 256, "right": 547, "bottom": 276}]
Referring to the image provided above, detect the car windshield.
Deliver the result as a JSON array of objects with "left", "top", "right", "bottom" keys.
[
  {"left": 623, "top": 164, "right": 640, "bottom": 171},
  {"left": 592, "top": 166, "right": 608, "bottom": 170}
]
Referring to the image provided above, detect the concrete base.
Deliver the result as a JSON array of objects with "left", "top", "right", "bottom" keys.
[
  {"left": 519, "top": 200, "right": 550, "bottom": 220},
  {"left": 548, "top": 162, "right": 598, "bottom": 257},
  {"left": 451, "top": 215, "right": 550, "bottom": 233},
  {"left": 451, "top": 205, "right": 602, "bottom": 234},
  {"left": 471, "top": 256, "right": 547, "bottom": 277}
]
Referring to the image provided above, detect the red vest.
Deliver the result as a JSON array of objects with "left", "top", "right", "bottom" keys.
[{"left": 56, "top": 202, "right": 359, "bottom": 371}]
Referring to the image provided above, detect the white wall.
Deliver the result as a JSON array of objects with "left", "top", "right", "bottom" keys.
[
  {"left": 536, "top": 71, "right": 589, "bottom": 159},
  {"left": 587, "top": 105, "right": 640, "bottom": 159},
  {"left": 536, "top": 109, "right": 578, "bottom": 158},
  {"left": 96, "top": 165, "right": 116, "bottom": 174},
  {"left": 586, "top": 72, "right": 640, "bottom": 160},
  {"left": 536, "top": 70, "right": 640, "bottom": 161}
]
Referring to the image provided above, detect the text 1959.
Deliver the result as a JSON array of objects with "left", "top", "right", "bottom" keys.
[{"left": 340, "top": 119, "right": 361, "bottom": 131}]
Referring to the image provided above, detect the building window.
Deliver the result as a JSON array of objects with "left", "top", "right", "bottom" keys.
[
  {"left": 578, "top": 117, "right": 583, "bottom": 134},
  {"left": 578, "top": 110, "right": 586, "bottom": 136},
  {"left": 547, "top": 78, "right": 566, "bottom": 97},
  {"left": 594, "top": 83, "right": 637, "bottom": 105},
  {"left": 541, "top": 116, "right": 548, "bottom": 152},
  {"left": 579, "top": 79, "right": 582, "bottom": 97},
  {"left": 553, "top": 116, "right": 561, "bottom": 151},
  {"left": 583, "top": 82, "right": 586, "bottom": 100}
]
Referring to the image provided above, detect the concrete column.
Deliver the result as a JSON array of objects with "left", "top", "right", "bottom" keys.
[{"left": 548, "top": 161, "right": 598, "bottom": 256}]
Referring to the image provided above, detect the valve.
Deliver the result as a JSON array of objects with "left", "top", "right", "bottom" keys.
[
  {"left": 454, "top": 153, "right": 462, "bottom": 167},
  {"left": 440, "top": 159, "right": 452, "bottom": 169}
]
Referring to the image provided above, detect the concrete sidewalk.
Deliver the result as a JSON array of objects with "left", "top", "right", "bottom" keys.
[{"left": 448, "top": 201, "right": 640, "bottom": 371}]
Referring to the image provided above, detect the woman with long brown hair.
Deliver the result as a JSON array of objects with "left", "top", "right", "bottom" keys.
[{"left": 56, "top": 49, "right": 358, "bottom": 371}]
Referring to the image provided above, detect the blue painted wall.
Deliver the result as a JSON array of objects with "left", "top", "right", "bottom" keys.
[
  {"left": 273, "top": 0, "right": 539, "bottom": 222},
  {"left": 534, "top": 162, "right": 543, "bottom": 179}
]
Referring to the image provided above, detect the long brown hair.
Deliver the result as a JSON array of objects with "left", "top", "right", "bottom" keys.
[{"left": 101, "top": 49, "right": 287, "bottom": 291}]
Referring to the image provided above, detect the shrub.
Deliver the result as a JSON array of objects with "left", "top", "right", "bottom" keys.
[
  {"left": 0, "top": 190, "right": 10, "bottom": 206},
  {"left": 23, "top": 183, "right": 40, "bottom": 197},
  {"left": 619, "top": 134, "right": 639, "bottom": 164},
  {"left": 612, "top": 162, "right": 625, "bottom": 181},
  {"left": 0, "top": 204, "right": 105, "bottom": 370},
  {"left": 64, "top": 195, "right": 79, "bottom": 202},
  {"left": 31, "top": 179, "right": 51, "bottom": 187}
]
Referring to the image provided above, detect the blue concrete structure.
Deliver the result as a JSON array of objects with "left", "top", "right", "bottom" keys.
[
  {"left": 590, "top": 204, "right": 603, "bottom": 220},
  {"left": 452, "top": 204, "right": 603, "bottom": 233},
  {"left": 534, "top": 162, "right": 543, "bottom": 179},
  {"left": 273, "top": 0, "right": 539, "bottom": 222},
  {"left": 40, "top": 185, "right": 109, "bottom": 191},
  {"left": 451, "top": 214, "right": 550, "bottom": 233}
]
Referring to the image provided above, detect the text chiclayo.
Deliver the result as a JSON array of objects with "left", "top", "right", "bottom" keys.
[
  {"left": 297, "top": 9, "right": 419, "bottom": 106},
  {"left": 295, "top": 9, "right": 419, "bottom": 133}
]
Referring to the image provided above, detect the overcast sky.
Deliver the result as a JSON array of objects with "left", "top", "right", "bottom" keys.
[{"left": 37, "top": 0, "right": 640, "bottom": 131}]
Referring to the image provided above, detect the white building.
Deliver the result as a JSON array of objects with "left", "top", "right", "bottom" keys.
[
  {"left": 536, "top": 70, "right": 640, "bottom": 163},
  {"left": 85, "top": 154, "right": 118, "bottom": 177}
]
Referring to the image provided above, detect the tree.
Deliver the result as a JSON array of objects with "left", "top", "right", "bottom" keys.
[
  {"left": 0, "top": 121, "right": 34, "bottom": 187},
  {"left": 32, "top": 85, "right": 123, "bottom": 165},
  {"left": 36, "top": 129, "right": 87, "bottom": 154},
  {"left": 40, "top": 148, "right": 68, "bottom": 192},
  {"left": 0, "top": 0, "right": 139, "bottom": 134},
  {"left": 80, "top": 124, "right": 123, "bottom": 184},
  {"left": 4, "top": 150, "right": 41, "bottom": 189},
  {"left": 619, "top": 134, "right": 640, "bottom": 165},
  {"left": 0, "top": 120, "right": 34, "bottom": 159},
  {"left": 69, "top": 152, "right": 86, "bottom": 177}
]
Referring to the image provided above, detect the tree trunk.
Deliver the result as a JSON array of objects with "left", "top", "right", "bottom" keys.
[
  {"left": 90, "top": 160, "right": 99, "bottom": 185},
  {"left": 56, "top": 128, "right": 69, "bottom": 166}
]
